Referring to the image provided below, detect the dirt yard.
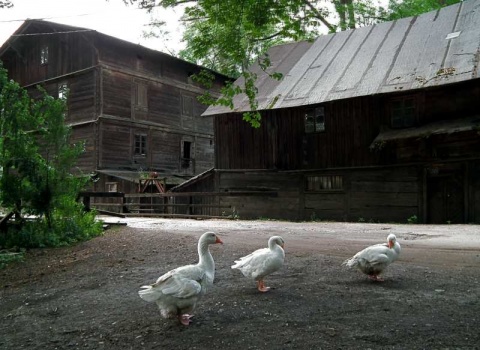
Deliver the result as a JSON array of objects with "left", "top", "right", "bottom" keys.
[{"left": 1, "top": 218, "right": 479, "bottom": 350}]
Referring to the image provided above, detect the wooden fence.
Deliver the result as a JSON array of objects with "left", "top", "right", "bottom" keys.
[{"left": 78, "top": 191, "right": 278, "bottom": 219}]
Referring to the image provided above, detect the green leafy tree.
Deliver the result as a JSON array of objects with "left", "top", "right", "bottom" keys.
[
  {"left": 122, "top": 0, "right": 461, "bottom": 127},
  {"left": 0, "top": 1, "right": 13, "bottom": 9},
  {"left": 0, "top": 64, "right": 102, "bottom": 248},
  {"left": 384, "top": 0, "right": 461, "bottom": 21}
]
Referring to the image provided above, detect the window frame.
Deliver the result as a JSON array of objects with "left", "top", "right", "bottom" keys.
[
  {"left": 40, "top": 45, "right": 49, "bottom": 65},
  {"left": 58, "top": 82, "right": 68, "bottom": 100},
  {"left": 305, "top": 175, "right": 344, "bottom": 192},
  {"left": 389, "top": 96, "right": 417, "bottom": 129},
  {"left": 181, "top": 94, "right": 194, "bottom": 118},
  {"left": 105, "top": 182, "right": 118, "bottom": 193},
  {"left": 305, "top": 106, "right": 325, "bottom": 133},
  {"left": 134, "top": 133, "right": 147, "bottom": 157},
  {"left": 134, "top": 82, "right": 148, "bottom": 110}
]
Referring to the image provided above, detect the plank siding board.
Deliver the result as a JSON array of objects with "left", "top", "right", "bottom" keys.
[
  {"left": 99, "top": 123, "right": 132, "bottom": 168},
  {"left": 349, "top": 207, "right": 417, "bottom": 222},
  {"left": 305, "top": 193, "right": 345, "bottom": 210},
  {"left": 66, "top": 71, "right": 96, "bottom": 123},
  {"left": 150, "top": 130, "right": 180, "bottom": 172},
  {"left": 349, "top": 192, "right": 418, "bottom": 207},
  {"left": 71, "top": 123, "right": 96, "bottom": 171},
  {"left": 102, "top": 70, "right": 132, "bottom": 119},
  {"left": 194, "top": 137, "right": 215, "bottom": 173},
  {"left": 350, "top": 181, "right": 418, "bottom": 192}
]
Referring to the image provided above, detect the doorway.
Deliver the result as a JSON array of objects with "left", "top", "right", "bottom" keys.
[{"left": 426, "top": 165, "right": 465, "bottom": 224}]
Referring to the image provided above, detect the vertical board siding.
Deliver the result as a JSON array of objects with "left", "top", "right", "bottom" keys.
[
  {"left": 217, "top": 171, "right": 303, "bottom": 220},
  {"left": 99, "top": 122, "right": 132, "bottom": 168},
  {"left": 102, "top": 70, "right": 132, "bottom": 119},
  {"left": 70, "top": 123, "right": 96, "bottom": 172}
]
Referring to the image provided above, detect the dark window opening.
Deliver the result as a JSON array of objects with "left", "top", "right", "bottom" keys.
[
  {"left": 305, "top": 106, "right": 325, "bottom": 133},
  {"left": 391, "top": 97, "right": 416, "bottom": 128},
  {"left": 134, "top": 134, "right": 147, "bottom": 156},
  {"left": 306, "top": 175, "right": 343, "bottom": 191},
  {"left": 183, "top": 141, "right": 191, "bottom": 159}
]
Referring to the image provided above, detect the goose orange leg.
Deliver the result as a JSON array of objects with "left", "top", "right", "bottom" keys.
[
  {"left": 256, "top": 280, "right": 271, "bottom": 292},
  {"left": 179, "top": 314, "right": 193, "bottom": 326},
  {"left": 368, "top": 274, "right": 384, "bottom": 282}
]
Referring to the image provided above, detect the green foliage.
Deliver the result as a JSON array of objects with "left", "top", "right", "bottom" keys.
[
  {"left": 0, "top": 251, "right": 24, "bottom": 269},
  {"left": 407, "top": 215, "right": 418, "bottom": 224},
  {"left": 0, "top": 63, "right": 102, "bottom": 249},
  {"left": 0, "top": 1, "right": 13, "bottom": 9},
  {"left": 384, "top": 0, "right": 461, "bottom": 21},
  {"left": 0, "top": 197, "right": 103, "bottom": 249}
]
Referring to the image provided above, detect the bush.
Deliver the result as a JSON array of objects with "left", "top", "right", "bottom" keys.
[{"left": 0, "top": 199, "right": 103, "bottom": 249}]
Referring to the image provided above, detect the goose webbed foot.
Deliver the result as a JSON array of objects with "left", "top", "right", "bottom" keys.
[
  {"left": 256, "top": 280, "right": 271, "bottom": 292},
  {"left": 178, "top": 314, "right": 194, "bottom": 326}
]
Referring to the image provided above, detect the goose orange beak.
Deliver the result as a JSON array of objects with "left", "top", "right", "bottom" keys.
[{"left": 215, "top": 236, "right": 224, "bottom": 244}]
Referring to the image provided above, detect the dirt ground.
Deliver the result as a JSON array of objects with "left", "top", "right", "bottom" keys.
[{"left": 1, "top": 217, "right": 479, "bottom": 350}]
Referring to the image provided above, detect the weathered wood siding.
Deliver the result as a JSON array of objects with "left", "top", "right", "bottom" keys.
[
  {"left": 101, "top": 69, "right": 132, "bottom": 119},
  {"left": 215, "top": 108, "right": 303, "bottom": 169},
  {"left": 346, "top": 167, "right": 420, "bottom": 222},
  {"left": 470, "top": 161, "right": 480, "bottom": 223},
  {"left": 209, "top": 78, "right": 480, "bottom": 223},
  {"left": 213, "top": 167, "right": 420, "bottom": 222},
  {"left": 99, "top": 121, "right": 132, "bottom": 169},
  {"left": 98, "top": 119, "right": 214, "bottom": 175},
  {"left": 421, "top": 80, "right": 480, "bottom": 124},
  {"left": 194, "top": 136, "right": 215, "bottom": 173},
  {"left": 2, "top": 24, "right": 95, "bottom": 86},
  {"left": 217, "top": 171, "right": 303, "bottom": 221},
  {"left": 70, "top": 123, "right": 97, "bottom": 172},
  {"left": 171, "top": 170, "right": 218, "bottom": 216},
  {"left": 214, "top": 97, "right": 386, "bottom": 170}
]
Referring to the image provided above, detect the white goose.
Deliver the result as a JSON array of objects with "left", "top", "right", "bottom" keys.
[
  {"left": 138, "top": 231, "right": 223, "bottom": 326},
  {"left": 232, "top": 235, "right": 285, "bottom": 292},
  {"left": 342, "top": 233, "right": 401, "bottom": 281}
]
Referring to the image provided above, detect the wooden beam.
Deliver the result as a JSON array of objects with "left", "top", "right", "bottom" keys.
[{"left": 124, "top": 191, "right": 278, "bottom": 198}]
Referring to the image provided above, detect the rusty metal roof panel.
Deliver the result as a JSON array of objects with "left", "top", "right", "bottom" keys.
[{"left": 203, "top": 0, "right": 480, "bottom": 116}]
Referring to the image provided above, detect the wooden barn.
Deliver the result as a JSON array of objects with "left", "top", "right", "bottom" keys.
[
  {"left": 0, "top": 19, "right": 228, "bottom": 212},
  {"left": 173, "top": 0, "right": 480, "bottom": 224}
]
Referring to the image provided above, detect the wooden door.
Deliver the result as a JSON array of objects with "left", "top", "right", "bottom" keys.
[{"left": 427, "top": 173, "right": 464, "bottom": 224}]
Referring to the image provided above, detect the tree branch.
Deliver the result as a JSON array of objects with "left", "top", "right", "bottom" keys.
[{"left": 302, "top": 0, "right": 336, "bottom": 32}]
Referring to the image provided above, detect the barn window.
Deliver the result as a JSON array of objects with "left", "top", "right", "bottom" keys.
[
  {"left": 183, "top": 141, "right": 192, "bottom": 159},
  {"left": 135, "top": 82, "right": 148, "bottom": 109},
  {"left": 182, "top": 95, "right": 194, "bottom": 117},
  {"left": 305, "top": 106, "right": 325, "bottom": 133},
  {"left": 181, "top": 139, "right": 194, "bottom": 169},
  {"left": 134, "top": 134, "right": 147, "bottom": 156},
  {"left": 390, "top": 97, "right": 416, "bottom": 128},
  {"left": 58, "top": 82, "right": 68, "bottom": 99},
  {"left": 305, "top": 175, "right": 343, "bottom": 191},
  {"left": 40, "top": 45, "right": 49, "bottom": 65},
  {"left": 106, "top": 182, "right": 118, "bottom": 192}
]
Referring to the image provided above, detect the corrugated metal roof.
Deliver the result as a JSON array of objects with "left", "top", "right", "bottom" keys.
[{"left": 204, "top": 0, "right": 480, "bottom": 116}]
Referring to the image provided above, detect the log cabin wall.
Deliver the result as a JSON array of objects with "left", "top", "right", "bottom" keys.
[
  {"left": 1, "top": 25, "right": 96, "bottom": 87},
  {"left": 1, "top": 20, "right": 229, "bottom": 196},
  {"left": 98, "top": 66, "right": 215, "bottom": 175}
]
